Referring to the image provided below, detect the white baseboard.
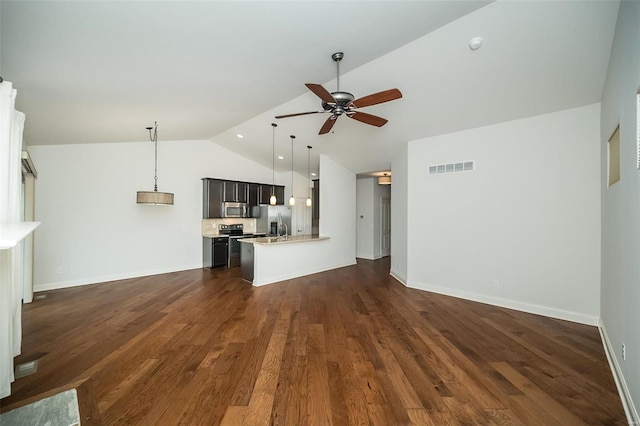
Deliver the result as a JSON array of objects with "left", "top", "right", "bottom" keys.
[
  {"left": 33, "top": 263, "right": 202, "bottom": 292},
  {"left": 389, "top": 270, "right": 407, "bottom": 286},
  {"left": 406, "top": 280, "right": 599, "bottom": 326},
  {"left": 599, "top": 320, "right": 639, "bottom": 425},
  {"left": 356, "top": 254, "right": 387, "bottom": 261}
]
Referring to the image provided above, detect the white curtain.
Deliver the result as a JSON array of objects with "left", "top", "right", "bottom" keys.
[{"left": 0, "top": 80, "right": 26, "bottom": 399}]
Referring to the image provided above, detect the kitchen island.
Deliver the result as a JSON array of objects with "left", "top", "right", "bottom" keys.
[{"left": 240, "top": 235, "right": 330, "bottom": 285}]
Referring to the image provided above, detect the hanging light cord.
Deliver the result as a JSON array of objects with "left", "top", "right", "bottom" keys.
[
  {"left": 271, "top": 123, "right": 277, "bottom": 196},
  {"left": 147, "top": 121, "right": 159, "bottom": 192},
  {"left": 290, "top": 135, "right": 295, "bottom": 200},
  {"left": 307, "top": 146, "right": 311, "bottom": 200}
]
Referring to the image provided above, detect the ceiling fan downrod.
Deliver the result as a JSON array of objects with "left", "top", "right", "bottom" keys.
[{"left": 332, "top": 52, "right": 343, "bottom": 92}]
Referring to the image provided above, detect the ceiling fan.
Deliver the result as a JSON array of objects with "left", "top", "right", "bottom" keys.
[{"left": 275, "top": 52, "right": 402, "bottom": 135}]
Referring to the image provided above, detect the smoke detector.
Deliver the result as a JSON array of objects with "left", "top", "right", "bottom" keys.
[{"left": 469, "top": 37, "right": 483, "bottom": 50}]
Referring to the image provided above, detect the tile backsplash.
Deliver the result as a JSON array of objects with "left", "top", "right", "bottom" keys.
[{"left": 202, "top": 218, "right": 257, "bottom": 235}]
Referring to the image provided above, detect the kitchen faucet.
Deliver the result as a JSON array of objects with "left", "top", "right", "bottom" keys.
[{"left": 281, "top": 223, "right": 288, "bottom": 238}]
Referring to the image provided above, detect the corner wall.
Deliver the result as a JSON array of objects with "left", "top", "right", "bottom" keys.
[
  {"left": 318, "top": 154, "right": 357, "bottom": 268},
  {"left": 390, "top": 145, "right": 408, "bottom": 283},
  {"left": 600, "top": 1, "right": 640, "bottom": 421},
  {"left": 406, "top": 104, "right": 601, "bottom": 325}
]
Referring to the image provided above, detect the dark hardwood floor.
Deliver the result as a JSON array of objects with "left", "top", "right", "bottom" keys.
[{"left": 0, "top": 258, "right": 626, "bottom": 425}]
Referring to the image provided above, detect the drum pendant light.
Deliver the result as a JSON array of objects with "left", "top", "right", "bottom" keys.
[
  {"left": 136, "top": 121, "right": 174, "bottom": 205},
  {"left": 289, "top": 135, "right": 296, "bottom": 206},
  {"left": 306, "top": 145, "right": 312, "bottom": 207},
  {"left": 270, "top": 123, "right": 277, "bottom": 205}
]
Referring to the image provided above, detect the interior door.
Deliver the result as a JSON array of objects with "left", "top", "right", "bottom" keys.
[{"left": 380, "top": 196, "right": 391, "bottom": 256}]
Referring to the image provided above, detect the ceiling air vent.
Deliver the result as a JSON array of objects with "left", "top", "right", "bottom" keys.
[{"left": 429, "top": 161, "right": 474, "bottom": 175}]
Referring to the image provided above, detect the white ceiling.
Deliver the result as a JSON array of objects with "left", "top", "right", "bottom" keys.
[{"left": 1, "top": 1, "right": 619, "bottom": 177}]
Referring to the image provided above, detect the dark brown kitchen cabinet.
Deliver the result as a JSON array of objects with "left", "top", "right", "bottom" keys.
[
  {"left": 259, "top": 184, "right": 272, "bottom": 204},
  {"left": 202, "top": 178, "right": 224, "bottom": 218},
  {"left": 275, "top": 186, "right": 285, "bottom": 205},
  {"left": 258, "top": 184, "right": 285, "bottom": 205},
  {"left": 312, "top": 179, "right": 320, "bottom": 219},
  {"left": 204, "top": 178, "right": 287, "bottom": 218},
  {"left": 236, "top": 182, "right": 248, "bottom": 203},
  {"left": 248, "top": 184, "right": 259, "bottom": 217},
  {"left": 223, "top": 181, "right": 248, "bottom": 203}
]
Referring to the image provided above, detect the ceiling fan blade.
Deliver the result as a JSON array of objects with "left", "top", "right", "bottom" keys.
[
  {"left": 319, "top": 116, "right": 337, "bottom": 135},
  {"left": 350, "top": 88, "right": 402, "bottom": 108},
  {"left": 275, "top": 111, "right": 323, "bottom": 119},
  {"left": 348, "top": 111, "right": 388, "bottom": 127},
  {"left": 305, "top": 83, "right": 336, "bottom": 104}
]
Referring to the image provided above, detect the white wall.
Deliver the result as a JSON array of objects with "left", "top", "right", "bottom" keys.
[
  {"left": 600, "top": 1, "right": 640, "bottom": 421},
  {"left": 319, "top": 154, "right": 356, "bottom": 267},
  {"left": 406, "top": 104, "right": 601, "bottom": 325},
  {"left": 356, "top": 178, "right": 375, "bottom": 259},
  {"left": 252, "top": 154, "right": 356, "bottom": 286},
  {"left": 391, "top": 145, "right": 408, "bottom": 283},
  {"left": 28, "top": 139, "right": 278, "bottom": 290}
]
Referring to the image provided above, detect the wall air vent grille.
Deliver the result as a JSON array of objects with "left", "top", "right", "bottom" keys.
[{"left": 429, "top": 161, "right": 474, "bottom": 175}]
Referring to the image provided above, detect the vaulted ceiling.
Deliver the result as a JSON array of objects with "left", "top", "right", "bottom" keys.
[{"left": 0, "top": 1, "right": 619, "bottom": 176}]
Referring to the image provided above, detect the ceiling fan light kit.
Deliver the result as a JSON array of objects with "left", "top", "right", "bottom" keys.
[{"left": 275, "top": 52, "right": 402, "bottom": 134}]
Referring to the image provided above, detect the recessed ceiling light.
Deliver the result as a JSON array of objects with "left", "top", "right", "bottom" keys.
[
  {"left": 278, "top": 155, "right": 284, "bottom": 160},
  {"left": 311, "top": 172, "right": 317, "bottom": 176},
  {"left": 236, "top": 134, "right": 244, "bottom": 139},
  {"left": 469, "top": 37, "right": 483, "bottom": 50}
]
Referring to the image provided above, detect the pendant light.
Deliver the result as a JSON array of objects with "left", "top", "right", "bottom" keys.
[
  {"left": 306, "top": 145, "right": 312, "bottom": 207},
  {"left": 289, "top": 135, "right": 296, "bottom": 206},
  {"left": 136, "top": 121, "right": 174, "bottom": 205},
  {"left": 378, "top": 172, "right": 391, "bottom": 185},
  {"left": 270, "top": 123, "right": 277, "bottom": 205}
]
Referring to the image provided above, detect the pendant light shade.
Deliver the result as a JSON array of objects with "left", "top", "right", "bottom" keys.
[
  {"left": 378, "top": 173, "right": 391, "bottom": 185},
  {"left": 306, "top": 145, "right": 312, "bottom": 207},
  {"left": 136, "top": 121, "right": 174, "bottom": 205},
  {"left": 289, "top": 135, "right": 296, "bottom": 206},
  {"left": 270, "top": 123, "right": 277, "bottom": 205}
]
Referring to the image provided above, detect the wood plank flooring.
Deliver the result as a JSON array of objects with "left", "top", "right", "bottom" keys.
[{"left": 0, "top": 258, "right": 626, "bottom": 425}]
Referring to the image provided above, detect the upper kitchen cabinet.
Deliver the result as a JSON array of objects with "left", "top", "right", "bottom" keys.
[
  {"left": 202, "top": 178, "right": 224, "bottom": 218},
  {"left": 260, "top": 184, "right": 284, "bottom": 206},
  {"left": 258, "top": 184, "right": 285, "bottom": 205},
  {"left": 312, "top": 179, "right": 320, "bottom": 219},
  {"left": 248, "top": 184, "right": 259, "bottom": 217},
  {"left": 223, "top": 181, "right": 248, "bottom": 203},
  {"left": 259, "top": 184, "right": 272, "bottom": 205},
  {"left": 275, "top": 186, "right": 285, "bottom": 205}
]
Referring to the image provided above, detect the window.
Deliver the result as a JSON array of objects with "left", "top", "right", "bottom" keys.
[{"left": 608, "top": 125, "right": 620, "bottom": 186}]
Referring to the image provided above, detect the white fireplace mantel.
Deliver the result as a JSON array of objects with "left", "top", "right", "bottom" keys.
[{"left": 0, "top": 222, "right": 40, "bottom": 250}]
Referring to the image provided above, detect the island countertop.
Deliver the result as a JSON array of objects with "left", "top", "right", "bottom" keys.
[{"left": 240, "top": 234, "right": 329, "bottom": 245}]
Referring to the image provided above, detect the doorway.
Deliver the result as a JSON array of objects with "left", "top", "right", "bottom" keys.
[{"left": 380, "top": 196, "right": 391, "bottom": 257}]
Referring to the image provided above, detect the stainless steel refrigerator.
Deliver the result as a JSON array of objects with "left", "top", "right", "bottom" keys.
[{"left": 255, "top": 205, "right": 292, "bottom": 236}]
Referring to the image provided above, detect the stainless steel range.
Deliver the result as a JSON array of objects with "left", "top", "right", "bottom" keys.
[{"left": 219, "top": 224, "right": 262, "bottom": 268}]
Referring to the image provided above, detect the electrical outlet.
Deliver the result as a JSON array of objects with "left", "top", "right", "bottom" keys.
[
  {"left": 493, "top": 280, "right": 500, "bottom": 288},
  {"left": 56, "top": 267, "right": 62, "bottom": 274},
  {"left": 622, "top": 343, "right": 626, "bottom": 361}
]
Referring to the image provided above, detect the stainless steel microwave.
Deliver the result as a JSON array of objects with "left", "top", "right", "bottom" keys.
[{"left": 222, "top": 202, "right": 248, "bottom": 218}]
